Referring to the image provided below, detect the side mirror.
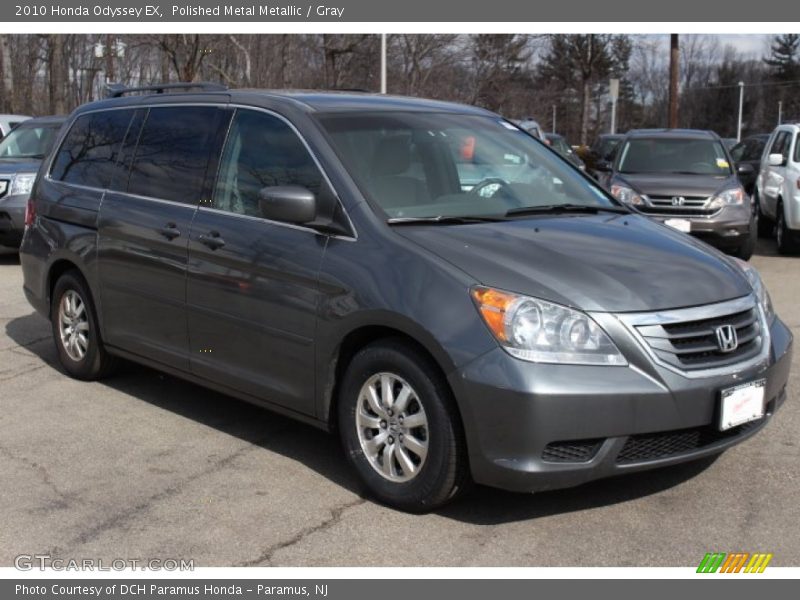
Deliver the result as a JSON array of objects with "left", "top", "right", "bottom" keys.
[
  {"left": 737, "top": 163, "right": 755, "bottom": 175},
  {"left": 258, "top": 185, "right": 316, "bottom": 224},
  {"left": 768, "top": 153, "right": 785, "bottom": 167}
]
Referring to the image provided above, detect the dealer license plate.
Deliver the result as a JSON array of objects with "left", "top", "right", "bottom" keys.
[
  {"left": 664, "top": 218, "right": 691, "bottom": 233},
  {"left": 719, "top": 379, "right": 765, "bottom": 431}
]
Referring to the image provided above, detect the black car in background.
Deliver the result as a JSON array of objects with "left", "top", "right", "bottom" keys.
[
  {"left": 581, "top": 133, "right": 624, "bottom": 179},
  {"left": 0, "top": 116, "right": 65, "bottom": 249},
  {"left": 544, "top": 133, "right": 585, "bottom": 170},
  {"left": 730, "top": 134, "right": 770, "bottom": 193},
  {"left": 606, "top": 129, "right": 756, "bottom": 259}
]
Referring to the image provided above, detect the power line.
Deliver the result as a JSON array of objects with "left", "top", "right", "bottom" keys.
[{"left": 686, "top": 79, "right": 800, "bottom": 92}]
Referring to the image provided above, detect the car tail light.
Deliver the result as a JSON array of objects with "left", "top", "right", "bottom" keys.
[{"left": 24, "top": 197, "right": 36, "bottom": 227}]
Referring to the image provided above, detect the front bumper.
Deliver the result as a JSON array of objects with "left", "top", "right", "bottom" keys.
[
  {"left": 449, "top": 315, "right": 792, "bottom": 493},
  {"left": 647, "top": 205, "right": 752, "bottom": 250},
  {"left": 0, "top": 193, "right": 28, "bottom": 247}
]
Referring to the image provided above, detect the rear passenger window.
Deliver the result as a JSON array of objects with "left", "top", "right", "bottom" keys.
[
  {"left": 794, "top": 135, "right": 800, "bottom": 163},
  {"left": 213, "top": 109, "right": 328, "bottom": 219},
  {"left": 50, "top": 110, "right": 134, "bottom": 188},
  {"left": 127, "top": 106, "right": 221, "bottom": 204}
]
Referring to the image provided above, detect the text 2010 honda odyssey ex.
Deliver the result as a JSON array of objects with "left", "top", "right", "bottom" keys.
[{"left": 20, "top": 85, "right": 793, "bottom": 511}]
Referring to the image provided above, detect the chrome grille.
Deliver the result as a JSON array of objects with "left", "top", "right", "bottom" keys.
[
  {"left": 638, "top": 195, "right": 717, "bottom": 217},
  {"left": 618, "top": 296, "right": 765, "bottom": 373}
]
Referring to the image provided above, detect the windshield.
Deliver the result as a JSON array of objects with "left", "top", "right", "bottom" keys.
[
  {"left": 0, "top": 124, "right": 60, "bottom": 159},
  {"left": 318, "top": 113, "right": 616, "bottom": 220},
  {"left": 617, "top": 137, "right": 732, "bottom": 175},
  {"left": 548, "top": 136, "right": 570, "bottom": 156}
]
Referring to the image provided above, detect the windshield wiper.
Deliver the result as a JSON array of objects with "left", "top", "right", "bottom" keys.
[
  {"left": 505, "top": 204, "right": 629, "bottom": 217},
  {"left": 387, "top": 215, "right": 506, "bottom": 225}
]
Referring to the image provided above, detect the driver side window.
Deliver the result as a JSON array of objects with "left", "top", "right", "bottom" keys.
[{"left": 214, "top": 109, "right": 325, "bottom": 220}]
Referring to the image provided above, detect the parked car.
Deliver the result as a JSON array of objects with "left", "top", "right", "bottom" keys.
[
  {"left": 721, "top": 137, "right": 738, "bottom": 151},
  {"left": 0, "top": 114, "right": 32, "bottom": 138},
  {"left": 606, "top": 128, "right": 757, "bottom": 260},
  {"left": 730, "top": 133, "right": 771, "bottom": 236},
  {"left": 513, "top": 117, "right": 544, "bottom": 139},
  {"left": 544, "top": 133, "right": 586, "bottom": 170},
  {"left": 730, "top": 134, "right": 770, "bottom": 195},
  {"left": 755, "top": 123, "right": 800, "bottom": 254},
  {"left": 20, "top": 86, "right": 792, "bottom": 511},
  {"left": 0, "top": 115, "right": 65, "bottom": 249},
  {"left": 581, "top": 133, "right": 624, "bottom": 179}
]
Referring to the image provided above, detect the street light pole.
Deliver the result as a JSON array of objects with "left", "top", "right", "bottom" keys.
[
  {"left": 778, "top": 100, "right": 783, "bottom": 125},
  {"left": 380, "top": 34, "right": 387, "bottom": 94},
  {"left": 552, "top": 104, "right": 556, "bottom": 134},
  {"left": 609, "top": 78, "right": 619, "bottom": 134},
  {"left": 737, "top": 81, "right": 744, "bottom": 142}
]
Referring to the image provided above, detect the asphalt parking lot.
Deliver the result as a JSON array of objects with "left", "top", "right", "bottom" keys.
[{"left": 0, "top": 239, "right": 798, "bottom": 568}]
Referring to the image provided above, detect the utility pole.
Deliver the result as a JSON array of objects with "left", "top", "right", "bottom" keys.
[
  {"left": 552, "top": 104, "right": 556, "bottom": 133},
  {"left": 737, "top": 81, "right": 744, "bottom": 142},
  {"left": 380, "top": 34, "right": 387, "bottom": 94},
  {"left": 609, "top": 78, "right": 619, "bottom": 134},
  {"left": 668, "top": 34, "right": 679, "bottom": 128},
  {"left": 778, "top": 100, "right": 782, "bottom": 125},
  {"left": 105, "top": 34, "right": 115, "bottom": 83}
]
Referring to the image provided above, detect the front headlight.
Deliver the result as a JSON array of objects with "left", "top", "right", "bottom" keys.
[
  {"left": 732, "top": 258, "right": 774, "bottom": 322},
  {"left": 708, "top": 186, "right": 745, "bottom": 210},
  {"left": 471, "top": 287, "right": 627, "bottom": 366},
  {"left": 10, "top": 173, "right": 37, "bottom": 196},
  {"left": 610, "top": 183, "right": 645, "bottom": 207}
]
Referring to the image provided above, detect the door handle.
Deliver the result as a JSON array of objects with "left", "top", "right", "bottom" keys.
[
  {"left": 157, "top": 223, "right": 181, "bottom": 240},
  {"left": 198, "top": 231, "right": 226, "bottom": 250}
]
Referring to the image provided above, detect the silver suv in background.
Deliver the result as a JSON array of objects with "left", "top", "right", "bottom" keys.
[{"left": 756, "top": 123, "right": 800, "bottom": 254}]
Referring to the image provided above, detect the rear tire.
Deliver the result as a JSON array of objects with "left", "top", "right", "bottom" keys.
[
  {"left": 337, "top": 339, "right": 470, "bottom": 512},
  {"left": 51, "top": 270, "right": 118, "bottom": 380},
  {"left": 776, "top": 202, "right": 800, "bottom": 255}
]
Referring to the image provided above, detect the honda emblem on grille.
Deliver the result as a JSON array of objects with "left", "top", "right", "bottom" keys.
[
  {"left": 671, "top": 196, "right": 686, "bottom": 206},
  {"left": 715, "top": 324, "right": 738, "bottom": 353}
]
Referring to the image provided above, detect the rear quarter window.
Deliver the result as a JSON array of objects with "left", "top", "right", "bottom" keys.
[{"left": 50, "top": 110, "right": 135, "bottom": 188}]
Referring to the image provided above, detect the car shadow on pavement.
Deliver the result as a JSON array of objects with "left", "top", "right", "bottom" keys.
[
  {"left": 7, "top": 310, "right": 719, "bottom": 525},
  {"left": 754, "top": 237, "right": 779, "bottom": 257},
  {"left": 0, "top": 250, "right": 20, "bottom": 264}
]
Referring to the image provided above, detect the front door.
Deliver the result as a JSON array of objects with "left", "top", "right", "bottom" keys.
[{"left": 186, "top": 108, "right": 332, "bottom": 414}]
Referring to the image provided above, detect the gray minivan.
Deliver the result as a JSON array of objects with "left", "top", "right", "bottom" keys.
[{"left": 20, "top": 85, "right": 793, "bottom": 511}]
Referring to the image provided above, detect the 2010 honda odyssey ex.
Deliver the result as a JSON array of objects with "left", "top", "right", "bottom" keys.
[{"left": 20, "top": 85, "right": 793, "bottom": 512}]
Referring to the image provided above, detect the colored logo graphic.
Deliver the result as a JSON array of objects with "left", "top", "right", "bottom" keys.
[{"left": 697, "top": 552, "right": 773, "bottom": 573}]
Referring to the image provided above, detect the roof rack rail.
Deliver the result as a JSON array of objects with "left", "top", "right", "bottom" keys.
[{"left": 105, "top": 82, "right": 228, "bottom": 99}]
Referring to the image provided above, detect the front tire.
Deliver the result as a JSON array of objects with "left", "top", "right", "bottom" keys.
[
  {"left": 732, "top": 214, "right": 757, "bottom": 260},
  {"left": 755, "top": 192, "right": 773, "bottom": 238},
  {"left": 776, "top": 202, "right": 800, "bottom": 255},
  {"left": 338, "top": 339, "right": 470, "bottom": 512},
  {"left": 51, "top": 270, "right": 118, "bottom": 380}
]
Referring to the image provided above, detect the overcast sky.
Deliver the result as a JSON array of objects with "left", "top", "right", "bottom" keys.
[{"left": 651, "top": 34, "right": 773, "bottom": 58}]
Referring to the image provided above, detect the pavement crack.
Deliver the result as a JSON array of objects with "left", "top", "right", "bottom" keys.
[
  {"left": 65, "top": 431, "right": 287, "bottom": 550},
  {"left": 237, "top": 497, "right": 366, "bottom": 567},
  {"left": 0, "top": 442, "right": 76, "bottom": 508},
  {"left": 0, "top": 363, "right": 47, "bottom": 381}
]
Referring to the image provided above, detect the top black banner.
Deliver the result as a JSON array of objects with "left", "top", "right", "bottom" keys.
[{"left": 1, "top": 0, "right": 793, "bottom": 21}]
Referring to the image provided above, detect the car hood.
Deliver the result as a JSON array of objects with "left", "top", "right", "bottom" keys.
[
  {"left": 613, "top": 173, "right": 736, "bottom": 198},
  {"left": 0, "top": 158, "right": 43, "bottom": 176},
  {"left": 396, "top": 213, "right": 751, "bottom": 313}
]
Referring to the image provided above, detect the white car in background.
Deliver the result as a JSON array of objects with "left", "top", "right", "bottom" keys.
[
  {"left": 0, "top": 114, "right": 32, "bottom": 138},
  {"left": 756, "top": 123, "right": 800, "bottom": 254}
]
